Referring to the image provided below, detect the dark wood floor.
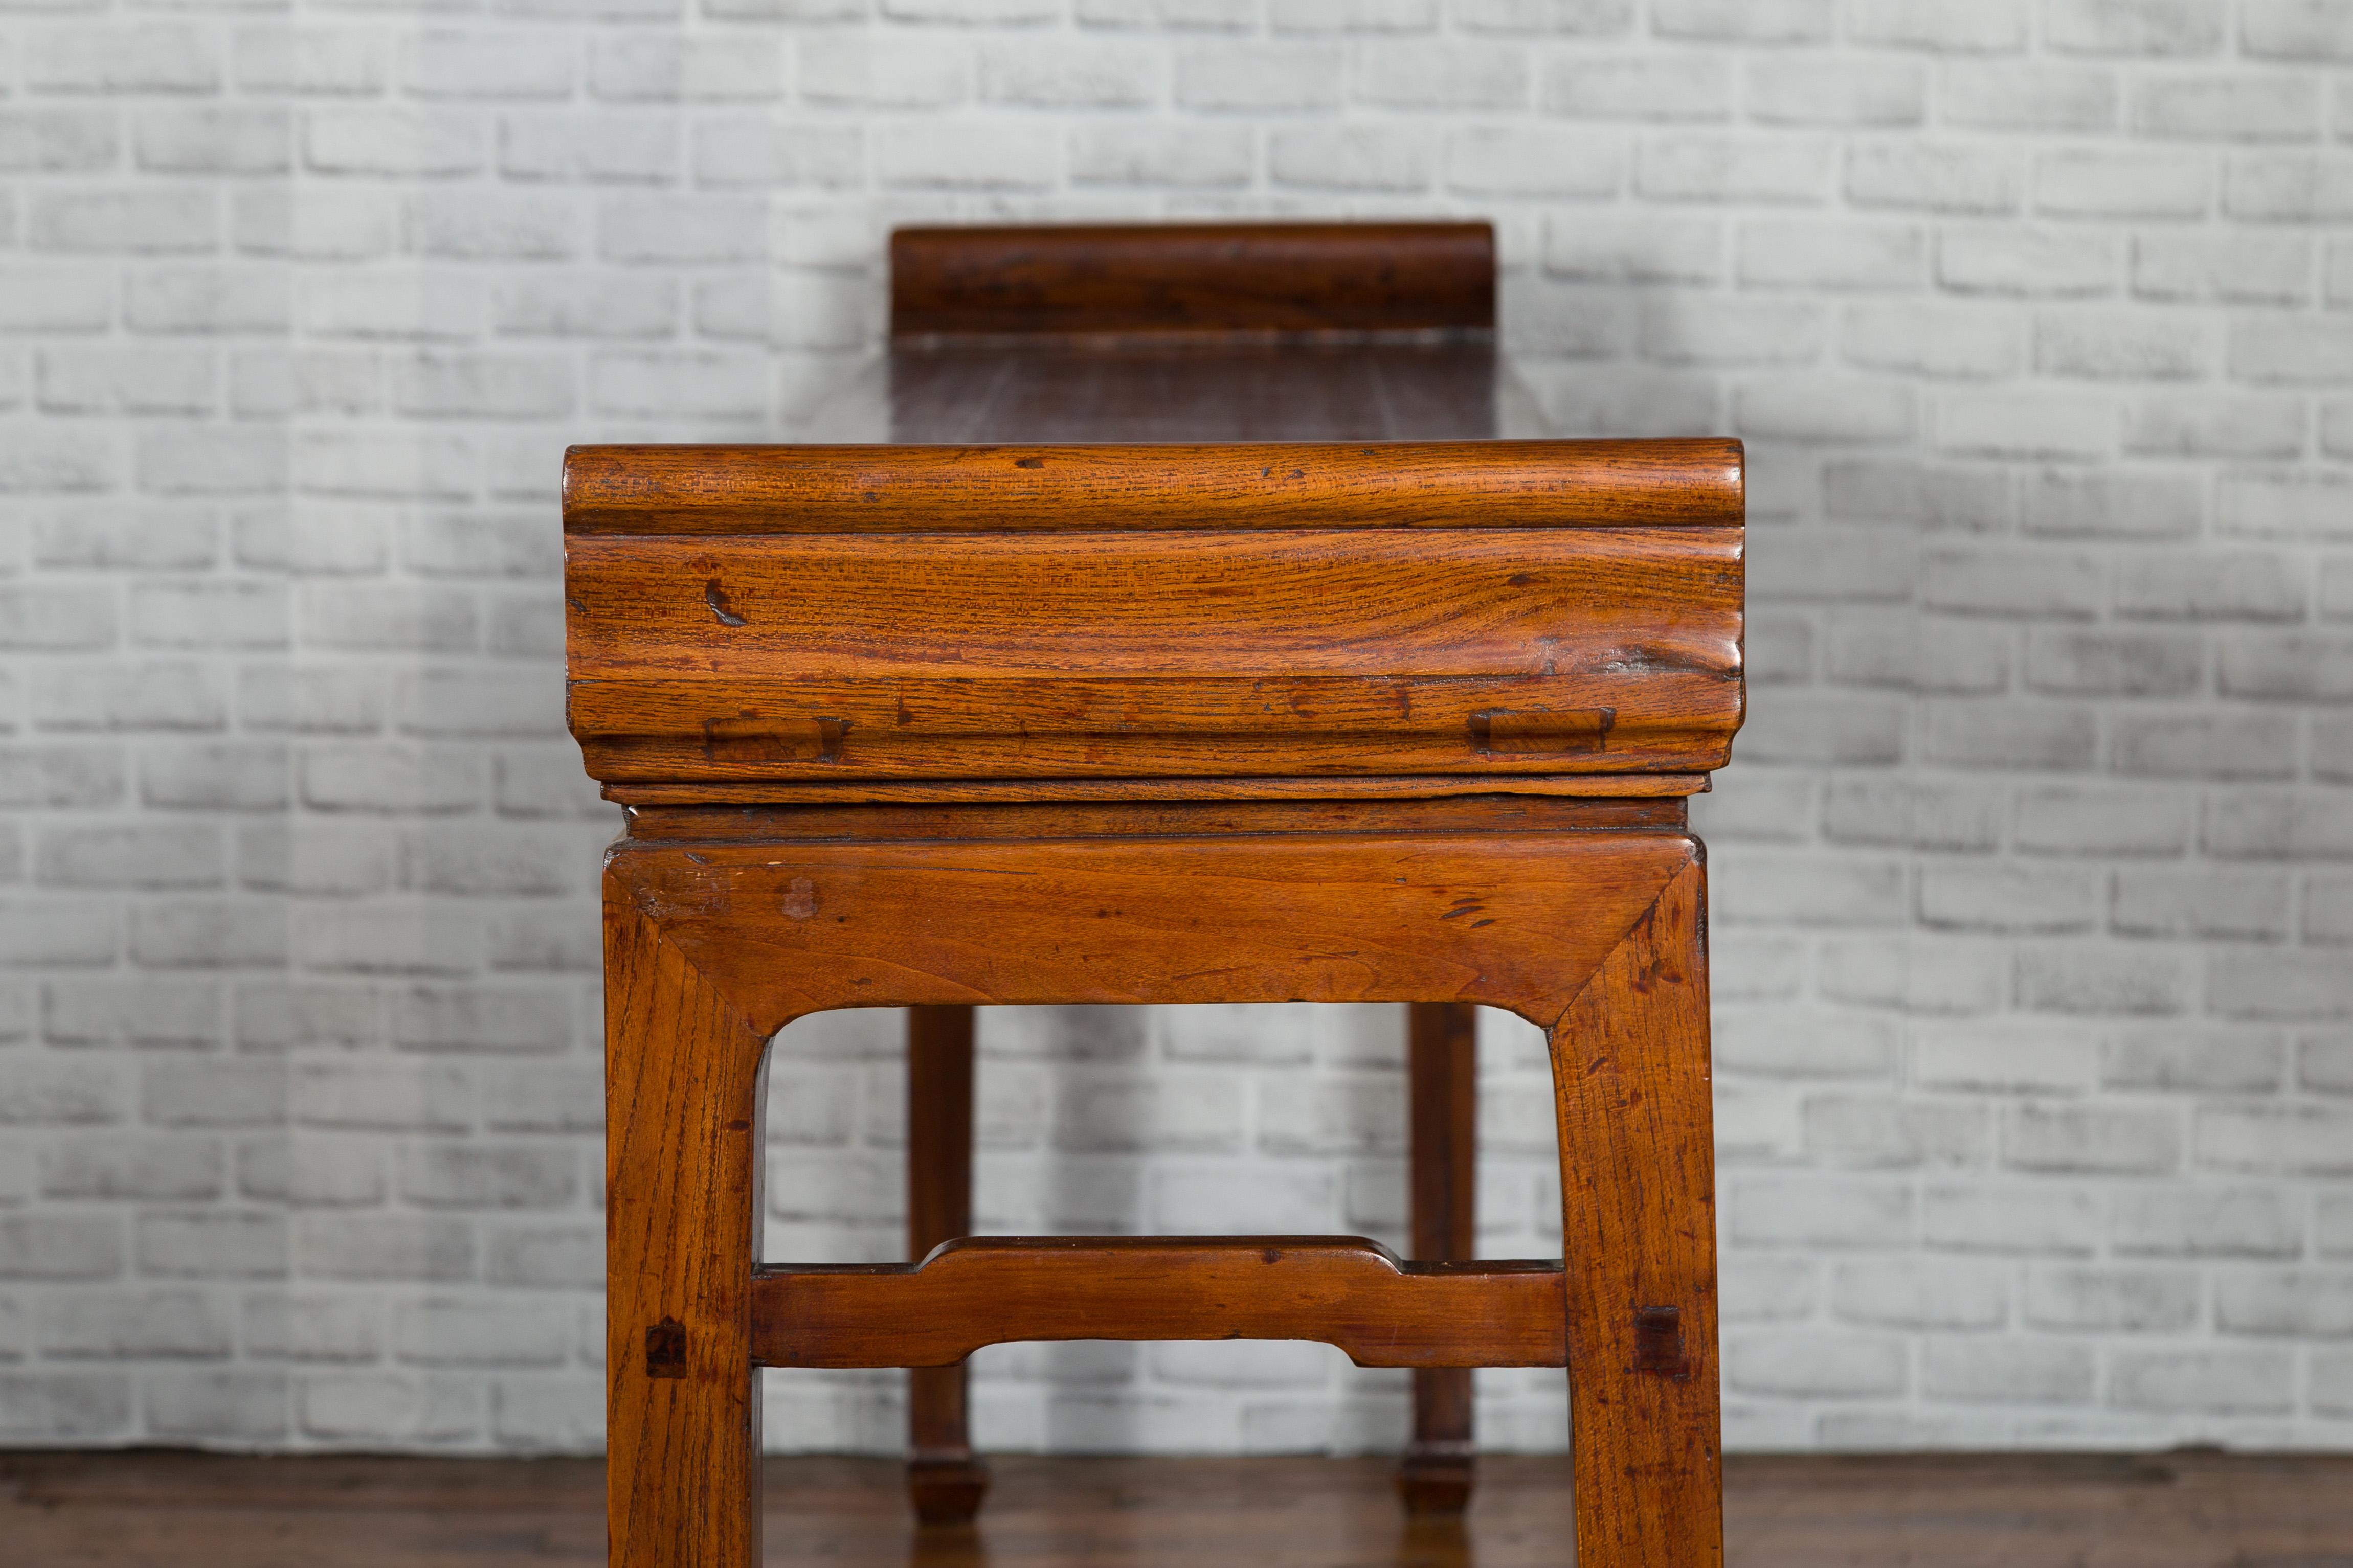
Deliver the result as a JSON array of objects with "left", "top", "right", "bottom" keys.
[{"left": 3, "top": 1450, "right": 2349, "bottom": 1566}]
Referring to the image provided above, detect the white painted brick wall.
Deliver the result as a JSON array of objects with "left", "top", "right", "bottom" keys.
[{"left": 2, "top": 0, "right": 2351, "bottom": 1457}]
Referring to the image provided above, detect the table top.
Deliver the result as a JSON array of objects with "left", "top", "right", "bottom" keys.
[{"left": 802, "top": 340, "right": 1547, "bottom": 445}]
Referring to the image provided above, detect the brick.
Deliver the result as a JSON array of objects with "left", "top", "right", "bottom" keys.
[
  {"left": 1269, "top": 0, "right": 1432, "bottom": 26},
  {"left": 1848, "top": 0, "right": 2027, "bottom": 50},
  {"left": 2125, "top": 393, "right": 2305, "bottom": 459},
  {"left": 1715, "top": 1009, "right": 1896, "bottom": 1079},
  {"left": 237, "top": 1140, "right": 385, "bottom": 1206},
  {"left": 2132, "top": 231, "right": 2311, "bottom": 304},
  {"left": 0, "top": 901, "right": 118, "bottom": 967},
  {"left": 2113, "top": 868, "right": 2289, "bottom": 941},
  {"left": 2025, "top": 630, "right": 2202, "bottom": 696},
  {"left": 37, "top": 825, "right": 221, "bottom": 890},
  {"left": 1822, "top": 615, "right": 2008, "bottom": 697},
  {"left": 2136, "top": 74, "right": 2322, "bottom": 141},
  {"left": 43, "top": 976, "right": 221, "bottom": 1046},
  {"left": 2115, "top": 713, "right": 2298, "bottom": 780},
  {"left": 2107, "top": 1029, "right": 2284, "bottom": 1093},
  {"left": 28, "top": 26, "right": 221, "bottom": 92},
  {"left": 1939, "top": 62, "right": 2117, "bottom": 132},
  {"left": 2116, "top": 1185, "right": 2300, "bottom": 1256},
  {"left": 2196, "top": 1104, "right": 2353, "bottom": 1169},
  {"left": 2115, "top": 550, "right": 2304, "bottom": 620},
  {"left": 1650, "top": 0, "right": 1831, "bottom": 42},
  {"left": 486, "top": 1226, "right": 599, "bottom": 1289},
  {"left": 1925, "top": 1180, "right": 2100, "bottom": 1255},
  {"left": 402, "top": 1142, "right": 575, "bottom": 1209},
  {"left": 500, "top": 112, "right": 679, "bottom": 184},
  {"left": 2216, "top": 1269, "right": 2353, "bottom": 1336},
  {"left": 1072, "top": 122, "right": 1253, "bottom": 188},
  {"left": 140, "top": 745, "right": 290, "bottom": 811},
  {"left": 2207, "top": 792, "right": 2353, "bottom": 860},
  {"left": 1922, "top": 1338, "right": 2095, "bottom": 1403},
  {"left": 1936, "top": 390, "right": 2113, "bottom": 460},
  {"left": 1268, "top": 125, "right": 1433, "bottom": 192},
  {"left": 401, "top": 30, "right": 573, "bottom": 98},
  {"left": 1832, "top": 1258, "right": 2007, "bottom": 1329},
  {"left": 135, "top": 1211, "right": 285, "bottom": 1279},
  {"left": 1735, "top": 377, "right": 1914, "bottom": 443},
  {"left": 1821, "top": 777, "right": 2004, "bottom": 848},
  {"left": 298, "top": 1371, "right": 480, "bottom": 1443},
  {"left": 2003, "top": 1103, "right": 2180, "bottom": 1174},
  {"left": 1803, "top": 1095, "right": 1988, "bottom": 1168},
  {"left": 1745, "top": 58, "right": 1924, "bottom": 128},
  {"left": 2244, "top": 0, "right": 2353, "bottom": 60},
  {"left": 2047, "top": 0, "right": 2224, "bottom": 56},
  {"left": 2112, "top": 1349, "right": 2291, "bottom": 1413},
  {"left": 302, "top": 745, "right": 481, "bottom": 814},
  {"left": 2227, "top": 154, "right": 2353, "bottom": 221},
  {"left": 2016, "top": 786, "right": 2189, "bottom": 856},
  {"left": 1709, "top": 850, "right": 1906, "bottom": 927},
  {"left": 593, "top": 34, "right": 780, "bottom": 99},
  {"left": 298, "top": 1214, "right": 474, "bottom": 1282},
  {"left": 1843, "top": 141, "right": 2020, "bottom": 215},
  {"left": 492, "top": 274, "right": 677, "bottom": 339},
  {"left": 0, "top": 108, "right": 119, "bottom": 174},
  {"left": 2219, "top": 632, "right": 2353, "bottom": 699},
  {"left": 0, "top": 429, "right": 116, "bottom": 495},
  {"left": 35, "top": 665, "right": 225, "bottom": 733},
  {"left": 2228, "top": 318, "right": 2353, "bottom": 387},
  {"left": 1541, "top": 55, "right": 1730, "bottom": 120},
  {"left": 33, "top": 510, "right": 217, "bottom": 571},
  {"left": 2025, "top": 1265, "right": 2199, "bottom": 1331},
  {"left": 233, "top": 26, "right": 388, "bottom": 95},
  {"left": 0, "top": 1373, "right": 131, "bottom": 1440},
  {"left": 1638, "top": 133, "right": 1830, "bottom": 203},
  {"left": 1739, "top": 220, "right": 1922, "bottom": 291},
  {"left": 0, "top": 270, "right": 113, "bottom": 334},
  {"left": 38, "top": 1288, "right": 230, "bottom": 1358},
  {"left": 0, "top": 1214, "right": 123, "bottom": 1280},
  {"left": 135, "top": 427, "right": 288, "bottom": 498},
  {"left": 230, "top": 351, "right": 380, "bottom": 420},
  {"left": 1919, "top": 863, "right": 2099, "bottom": 933},
  {"left": 242, "top": 1295, "right": 382, "bottom": 1364},
  {"left": 1915, "top": 1020, "right": 2099, "bottom": 1093},
  {"left": 1938, "top": 226, "right": 2116, "bottom": 297},
  {"left": 1823, "top": 460, "right": 2011, "bottom": 531},
  {"left": 306, "top": 109, "right": 483, "bottom": 177},
  {"left": 292, "top": 1062, "right": 470, "bottom": 1131},
  {"left": 1724, "top": 1330, "right": 1906, "bottom": 1396},
  {"left": 1922, "top": 699, "right": 2098, "bottom": 772},
  {"left": 1540, "top": 211, "right": 1723, "bottom": 283},
  {"left": 1723, "top": 1175, "right": 1911, "bottom": 1248},
  {"left": 2033, "top": 312, "right": 2208, "bottom": 382},
  {"left": 2037, "top": 149, "right": 2210, "bottom": 218}
]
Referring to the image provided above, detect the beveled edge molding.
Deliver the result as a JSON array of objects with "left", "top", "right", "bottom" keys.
[{"left": 561, "top": 440, "right": 1746, "bottom": 534}]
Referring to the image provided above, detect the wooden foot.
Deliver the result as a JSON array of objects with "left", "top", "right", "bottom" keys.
[
  {"left": 906, "top": 1006, "right": 989, "bottom": 1527},
  {"left": 1548, "top": 858, "right": 1722, "bottom": 1568},
  {"left": 1400, "top": 1002, "right": 1478, "bottom": 1515}
]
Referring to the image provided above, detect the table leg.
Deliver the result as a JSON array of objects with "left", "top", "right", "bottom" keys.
[
  {"left": 606, "top": 897, "right": 770, "bottom": 1568},
  {"left": 906, "top": 1005, "right": 989, "bottom": 1525},
  {"left": 1400, "top": 1001, "right": 1477, "bottom": 1514},
  {"left": 1548, "top": 859, "right": 1721, "bottom": 1568}
]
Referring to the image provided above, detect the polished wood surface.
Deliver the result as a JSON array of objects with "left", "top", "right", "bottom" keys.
[
  {"left": 888, "top": 222, "right": 1495, "bottom": 341},
  {"left": 905, "top": 1005, "right": 988, "bottom": 1525},
  {"left": 562, "top": 437, "right": 1743, "bottom": 533},
  {"left": 577, "top": 222, "right": 1745, "bottom": 1567},
  {"left": 755, "top": 1239, "right": 1566, "bottom": 1369},
  {"left": 1401, "top": 1001, "right": 1479, "bottom": 1514},
  {"left": 9, "top": 1450, "right": 2351, "bottom": 1568}
]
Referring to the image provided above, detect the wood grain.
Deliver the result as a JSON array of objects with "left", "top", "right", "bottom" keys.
[
  {"left": 888, "top": 222, "right": 1494, "bottom": 340},
  {"left": 607, "top": 829, "right": 1696, "bottom": 1035},
  {"left": 567, "top": 524, "right": 1743, "bottom": 789},
  {"left": 1550, "top": 857, "right": 1721, "bottom": 1568},
  {"left": 904, "top": 1006, "right": 987, "bottom": 1525},
  {"left": 12, "top": 1450, "right": 2353, "bottom": 1568},
  {"left": 605, "top": 897, "right": 770, "bottom": 1568},
  {"left": 754, "top": 1239, "right": 1565, "bottom": 1369},
  {"left": 562, "top": 440, "right": 1743, "bottom": 534},
  {"left": 1402, "top": 1001, "right": 1479, "bottom": 1515}
]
